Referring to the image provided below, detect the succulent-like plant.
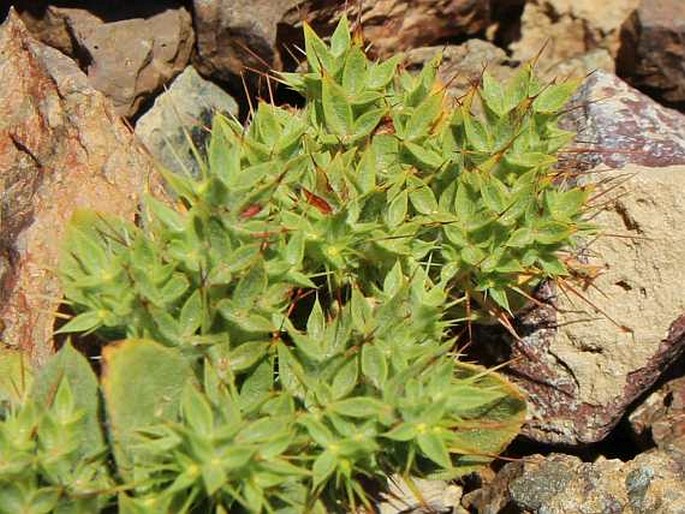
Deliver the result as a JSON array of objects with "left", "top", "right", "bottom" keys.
[{"left": 0, "top": 16, "right": 593, "bottom": 513}]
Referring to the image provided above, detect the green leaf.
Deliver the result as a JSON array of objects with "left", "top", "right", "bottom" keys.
[
  {"left": 404, "top": 93, "right": 443, "bottom": 141},
  {"left": 307, "top": 298, "right": 326, "bottom": 341},
  {"left": 350, "top": 288, "right": 372, "bottom": 333},
  {"left": 54, "top": 310, "right": 102, "bottom": 335},
  {"left": 229, "top": 341, "right": 271, "bottom": 372},
  {"left": 343, "top": 45, "right": 367, "bottom": 92},
  {"left": 331, "top": 358, "right": 359, "bottom": 400},
  {"left": 322, "top": 74, "right": 353, "bottom": 136},
  {"left": 408, "top": 177, "right": 438, "bottom": 214},
  {"left": 352, "top": 108, "right": 386, "bottom": 140},
  {"left": 505, "top": 227, "right": 534, "bottom": 247},
  {"left": 403, "top": 140, "right": 444, "bottom": 170},
  {"left": 386, "top": 190, "right": 408, "bottom": 228},
  {"left": 303, "top": 22, "right": 333, "bottom": 73},
  {"left": 233, "top": 258, "right": 267, "bottom": 308},
  {"left": 312, "top": 450, "right": 337, "bottom": 489},
  {"left": 533, "top": 80, "right": 580, "bottom": 113},
  {"left": 382, "top": 422, "right": 417, "bottom": 441},
  {"left": 366, "top": 55, "right": 401, "bottom": 90},
  {"left": 179, "top": 288, "right": 203, "bottom": 336},
  {"left": 181, "top": 383, "right": 214, "bottom": 434},
  {"left": 330, "top": 397, "right": 386, "bottom": 418},
  {"left": 101, "top": 339, "right": 193, "bottom": 481},
  {"left": 383, "top": 261, "right": 404, "bottom": 297},
  {"left": 417, "top": 431, "right": 451, "bottom": 468},
  {"left": 329, "top": 16, "right": 351, "bottom": 56},
  {"left": 361, "top": 345, "right": 388, "bottom": 389}
]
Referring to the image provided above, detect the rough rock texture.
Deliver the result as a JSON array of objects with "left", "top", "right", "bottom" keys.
[
  {"left": 404, "top": 39, "right": 512, "bottom": 98},
  {"left": 281, "top": 0, "right": 491, "bottom": 59},
  {"left": 629, "top": 376, "right": 685, "bottom": 464},
  {"left": 17, "top": 5, "right": 103, "bottom": 57},
  {"left": 560, "top": 71, "right": 685, "bottom": 170},
  {"left": 192, "top": 0, "right": 299, "bottom": 84},
  {"left": 509, "top": 0, "right": 638, "bottom": 76},
  {"left": 474, "top": 73, "right": 685, "bottom": 446},
  {"left": 82, "top": 8, "right": 194, "bottom": 118},
  {"left": 494, "top": 163, "right": 685, "bottom": 445},
  {"left": 0, "top": 11, "right": 158, "bottom": 365},
  {"left": 465, "top": 452, "right": 685, "bottom": 514},
  {"left": 135, "top": 66, "right": 239, "bottom": 177},
  {"left": 617, "top": 0, "right": 685, "bottom": 110}
]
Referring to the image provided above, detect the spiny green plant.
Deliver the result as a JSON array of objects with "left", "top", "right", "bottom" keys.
[{"left": 0, "top": 16, "right": 594, "bottom": 513}]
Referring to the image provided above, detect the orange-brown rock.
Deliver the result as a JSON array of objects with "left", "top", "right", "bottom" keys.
[{"left": 0, "top": 10, "right": 158, "bottom": 365}]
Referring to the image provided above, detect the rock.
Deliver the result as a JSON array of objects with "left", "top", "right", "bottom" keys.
[
  {"left": 473, "top": 73, "right": 685, "bottom": 446},
  {"left": 560, "top": 71, "right": 685, "bottom": 170},
  {"left": 281, "top": 0, "right": 491, "bottom": 59},
  {"left": 629, "top": 375, "right": 685, "bottom": 462},
  {"left": 617, "top": 0, "right": 685, "bottom": 111},
  {"left": 510, "top": 0, "right": 638, "bottom": 76},
  {"left": 0, "top": 10, "right": 158, "bottom": 365},
  {"left": 465, "top": 451, "right": 685, "bottom": 514},
  {"left": 404, "top": 39, "right": 512, "bottom": 98},
  {"left": 192, "top": 0, "right": 299, "bottom": 84},
  {"left": 16, "top": 5, "right": 102, "bottom": 58},
  {"left": 82, "top": 7, "right": 194, "bottom": 118},
  {"left": 135, "top": 66, "right": 239, "bottom": 178}
]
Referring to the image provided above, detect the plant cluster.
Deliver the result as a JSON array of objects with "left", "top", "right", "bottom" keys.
[{"left": 0, "top": 17, "right": 591, "bottom": 513}]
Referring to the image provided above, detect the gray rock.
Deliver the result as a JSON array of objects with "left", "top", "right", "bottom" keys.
[
  {"left": 0, "top": 10, "right": 159, "bottom": 365},
  {"left": 466, "top": 451, "right": 685, "bottom": 514},
  {"left": 617, "top": 0, "right": 685, "bottom": 110},
  {"left": 135, "top": 66, "right": 239, "bottom": 178}
]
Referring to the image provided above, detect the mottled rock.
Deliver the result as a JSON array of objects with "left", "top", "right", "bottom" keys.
[
  {"left": 466, "top": 452, "right": 685, "bottom": 514},
  {"left": 192, "top": 0, "right": 298, "bottom": 83},
  {"left": 404, "top": 39, "right": 512, "bottom": 98},
  {"left": 82, "top": 8, "right": 194, "bottom": 118},
  {"left": 560, "top": 71, "right": 685, "bottom": 170},
  {"left": 135, "top": 66, "right": 239, "bottom": 177},
  {"left": 510, "top": 0, "right": 637, "bottom": 76},
  {"left": 281, "top": 0, "right": 491, "bottom": 59},
  {"left": 0, "top": 10, "right": 158, "bottom": 365},
  {"left": 629, "top": 376, "right": 685, "bottom": 462},
  {"left": 617, "top": 0, "right": 685, "bottom": 110}
]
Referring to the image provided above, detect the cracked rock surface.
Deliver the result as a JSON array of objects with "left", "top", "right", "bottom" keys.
[{"left": 0, "top": 11, "right": 158, "bottom": 364}]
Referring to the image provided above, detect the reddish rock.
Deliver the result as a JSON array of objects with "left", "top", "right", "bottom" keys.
[
  {"left": 281, "top": 0, "right": 491, "bottom": 58},
  {"left": 560, "top": 71, "right": 685, "bottom": 170},
  {"left": 617, "top": 0, "right": 685, "bottom": 111},
  {"left": 0, "top": 10, "right": 158, "bottom": 365}
]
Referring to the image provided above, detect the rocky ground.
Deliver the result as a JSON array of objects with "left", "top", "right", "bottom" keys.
[{"left": 1, "top": 0, "right": 685, "bottom": 512}]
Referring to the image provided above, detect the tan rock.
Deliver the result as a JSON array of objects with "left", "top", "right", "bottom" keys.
[
  {"left": 510, "top": 0, "right": 638, "bottom": 76},
  {"left": 0, "top": 10, "right": 158, "bottom": 365},
  {"left": 83, "top": 8, "right": 194, "bottom": 118}
]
